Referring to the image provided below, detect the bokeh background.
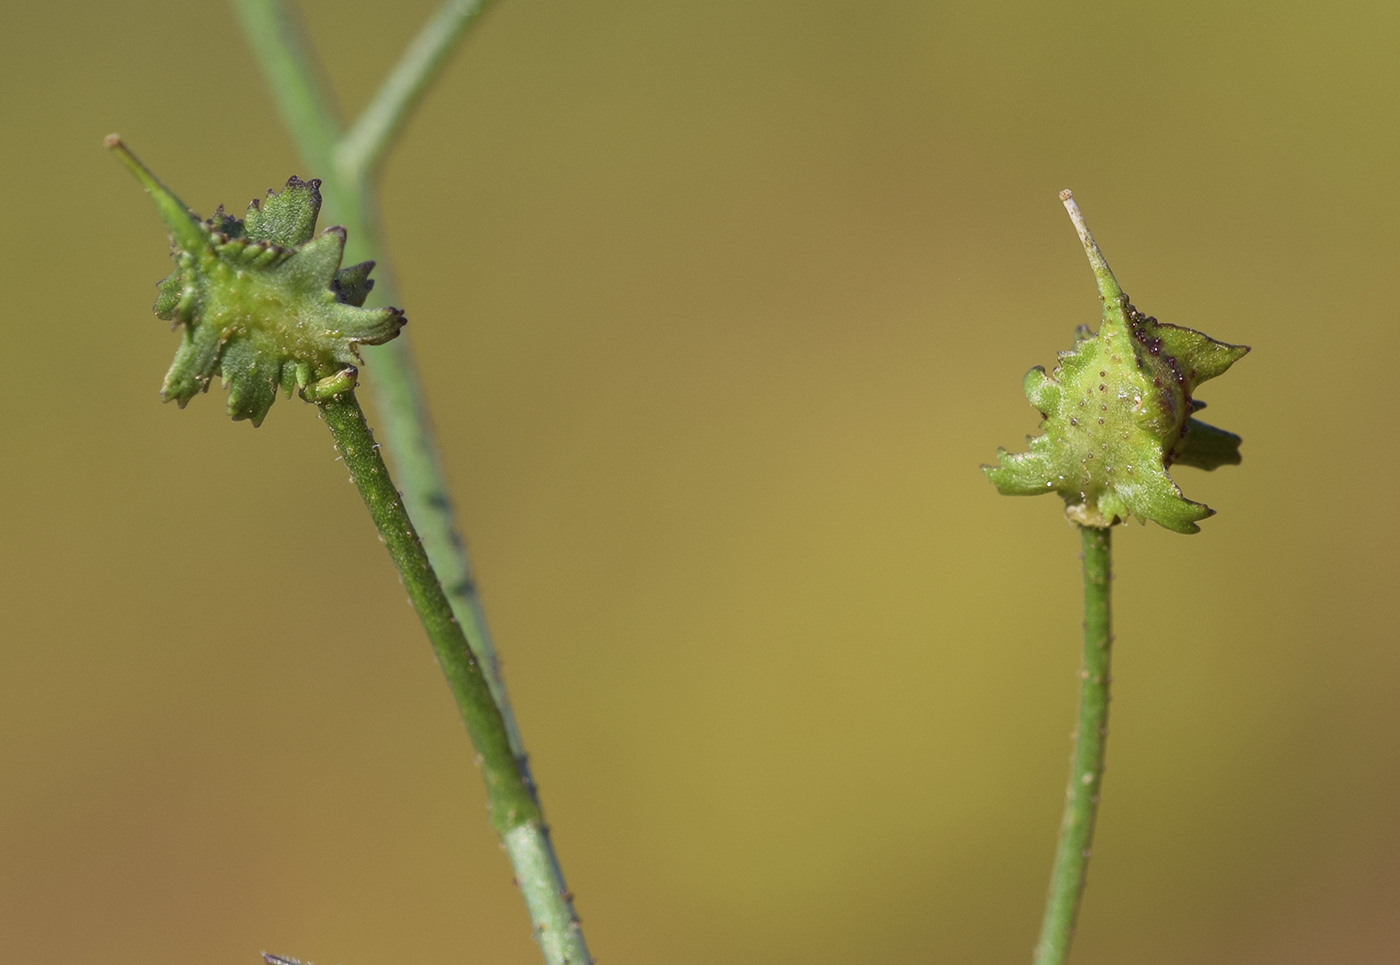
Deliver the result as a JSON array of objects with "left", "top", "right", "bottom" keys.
[{"left": 3, "top": 0, "right": 1398, "bottom": 962}]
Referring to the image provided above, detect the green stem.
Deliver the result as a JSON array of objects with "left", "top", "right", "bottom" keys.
[
  {"left": 235, "top": 4, "right": 590, "bottom": 960},
  {"left": 335, "top": 0, "right": 498, "bottom": 183},
  {"left": 318, "top": 389, "right": 537, "bottom": 834},
  {"left": 232, "top": 0, "right": 526, "bottom": 761},
  {"left": 1034, "top": 524, "right": 1113, "bottom": 965},
  {"left": 231, "top": 0, "right": 342, "bottom": 168},
  {"left": 319, "top": 390, "right": 591, "bottom": 964}
]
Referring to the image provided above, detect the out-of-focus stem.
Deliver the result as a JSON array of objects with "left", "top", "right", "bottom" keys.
[
  {"left": 232, "top": 0, "right": 525, "bottom": 762},
  {"left": 232, "top": 0, "right": 341, "bottom": 169},
  {"left": 318, "top": 390, "right": 590, "bottom": 965},
  {"left": 234, "top": 3, "right": 591, "bottom": 961},
  {"left": 335, "top": 0, "right": 498, "bottom": 183},
  {"left": 316, "top": 388, "right": 538, "bottom": 836}
]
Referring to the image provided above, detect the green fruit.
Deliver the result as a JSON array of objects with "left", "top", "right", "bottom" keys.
[
  {"left": 110, "top": 137, "right": 404, "bottom": 426},
  {"left": 984, "top": 191, "right": 1248, "bottom": 533}
]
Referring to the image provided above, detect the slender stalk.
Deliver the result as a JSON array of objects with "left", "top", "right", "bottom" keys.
[
  {"left": 234, "top": 3, "right": 590, "bottom": 960},
  {"left": 1034, "top": 525, "right": 1113, "bottom": 965},
  {"left": 319, "top": 390, "right": 591, "bottom": 964},
  {"left": 231, "top": 0, "right": 342, "bottom": 168},
  {"left": 335, "top": 0, "right": 498, "bottom": 183},
  {"left": 232, "top": 0, "right": 526, "bottom": 761},
  {"left": 318, "top": 389, "right": 538, "bottom": 834}
]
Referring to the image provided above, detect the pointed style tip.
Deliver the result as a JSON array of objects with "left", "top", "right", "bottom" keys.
[
  {"left": 108, "top": 139, "right": 207, "bottom": 251},
  {"left": 106, "top": 137, "right": 150, "bottom": 179},
  {"left": 1059, "top": 191, "right": 1090, "bottom": 245},
  {"left": 1060, "top": 190, "right": 1122, "bottom": 304},
  {"left": 106, "top": 138, "right": 152, "bottom": 186}
]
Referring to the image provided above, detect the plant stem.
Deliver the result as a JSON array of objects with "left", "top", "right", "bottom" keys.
[
  {"left": 232, "top": 0, "right": 341, "bottom": 167},
  {"left": 318, "top": 388, "right": 538, "bottom": 834},
  {"left": 335, "top": 0, "right": 498, "bottom": 183},
  {"left": 234, "top": 4, "right": 590, "bottom": 959},
  {"left": 319, "top": 390, "right": 591, "bottom": 964},
  {"left": 232, "top": 0, "right": 527, "bottom": 762},
  {"left": 1034, "top": 524, "right": 1113, "bottom": 965}
]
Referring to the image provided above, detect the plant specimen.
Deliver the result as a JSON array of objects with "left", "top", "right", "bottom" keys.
[
  {"left": 984, "top": 191, "right": 1249, "bottom": 964},
  {"left": 107, "top": 2, "right": 591, "bottom": 962},
  {"left": 108, "top": 0, "right": 1250, "bottom": 955}
]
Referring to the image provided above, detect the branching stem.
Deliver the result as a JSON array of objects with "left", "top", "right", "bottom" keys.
[
  {"left": 231, "top": 0, "right": 526, "bottom": 760},
  {"left": 1034, "top": 524, "right": 1113, "bottom": 965},
  {"left": 335, "top": 0, "right": 498, "bottom": 183},
  {"left": 233, "top": 2, "right": 591, "bottom": 961}
]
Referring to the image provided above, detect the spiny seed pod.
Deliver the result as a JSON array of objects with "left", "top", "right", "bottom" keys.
[
  {"left": 984, "top": 191, "right": 1248, "bottom": 534},
  {"left": 108, "top": 136, "right": 405, "bottom": 426}
]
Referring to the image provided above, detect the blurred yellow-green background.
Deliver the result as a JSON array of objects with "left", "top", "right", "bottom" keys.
[{"left": 3, "top": 1, "right": 1399, "bottom": 962}]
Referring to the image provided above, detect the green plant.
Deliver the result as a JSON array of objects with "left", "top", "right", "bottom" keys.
[
  {"left": 110, "top": 0, "right": 1252, "bottom": 957},
  {"left": 108, "top": 2, "right": 590, "bottom": 962},
  {"left": 984, "top": 191, "right": 1248, "bottom": 964}
]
